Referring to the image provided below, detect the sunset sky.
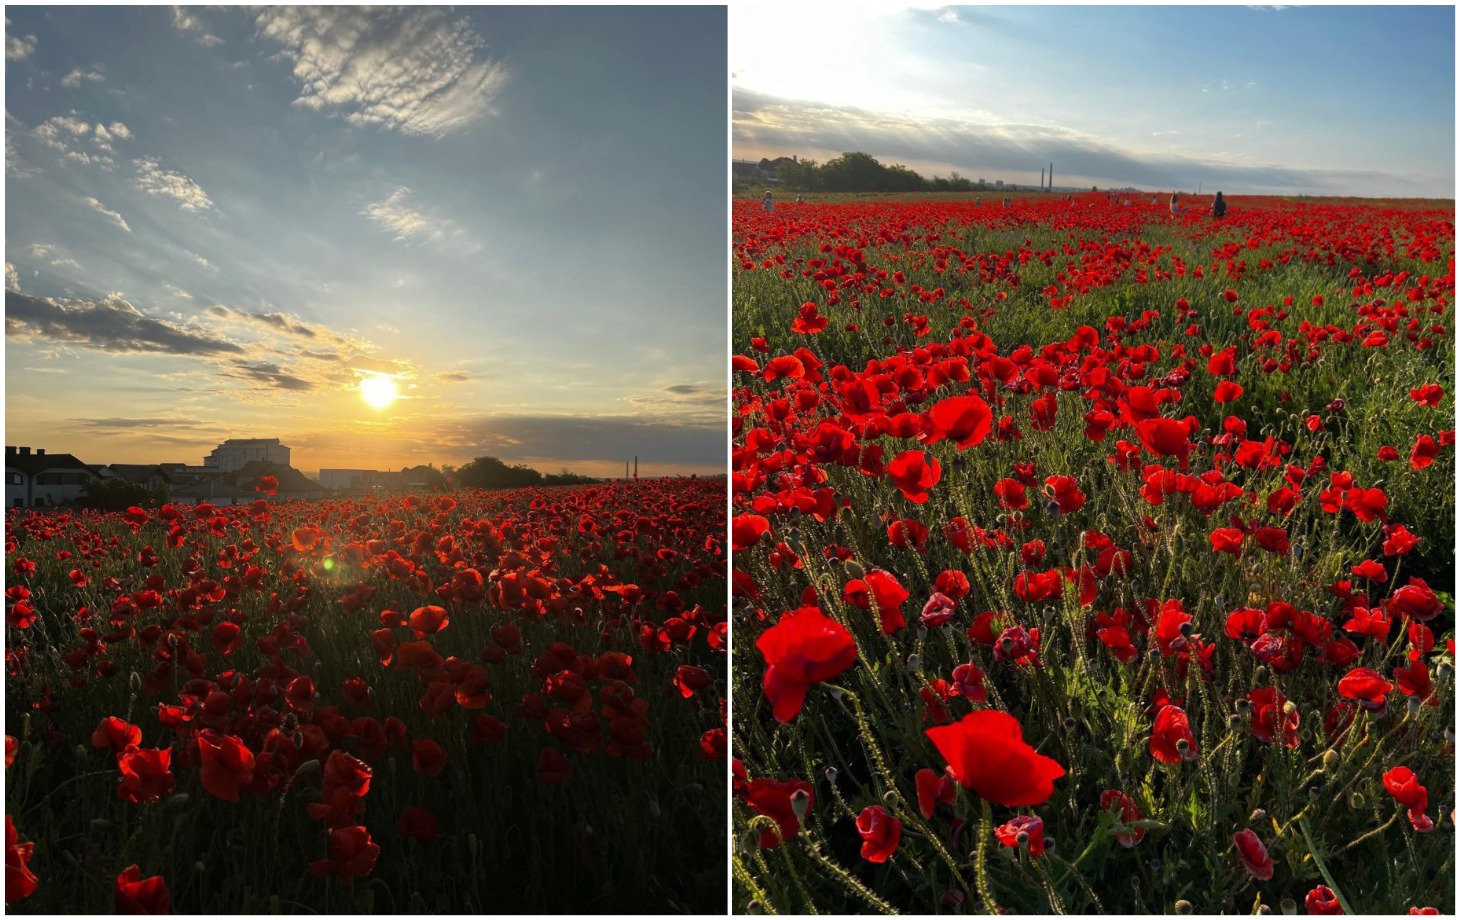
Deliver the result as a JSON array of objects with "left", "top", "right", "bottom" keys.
[
  {"left": 6, "top": 6, "right": 727, "bottom": 478},
  {"left": 732, "top": 5, "right": 1454, "bottom": 197}
]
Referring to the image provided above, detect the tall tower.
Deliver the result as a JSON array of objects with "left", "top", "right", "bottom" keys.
[
  {"left": 1040, "top": 167, "right": 1045, "bottom": 190},
  {"left": 633, "top": 456, "right": 638, "bottom": 479}
]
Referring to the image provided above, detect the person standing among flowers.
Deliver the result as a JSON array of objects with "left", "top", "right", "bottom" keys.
[{"left": 1212, "top": 191, "right": 1227, "bottom": 219}]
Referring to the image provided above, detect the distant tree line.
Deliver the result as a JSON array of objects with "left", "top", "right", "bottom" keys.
[
  {"left": 448, "top": 456, "right": 598, "bottom": 491},
  {"left": 79, "top": 478, "right": 170, "bottom": 511},
  {"left": 776, "top": 152, "right": 982, "bottom": 193}
]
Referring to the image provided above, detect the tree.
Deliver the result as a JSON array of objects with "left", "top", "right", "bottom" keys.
[
  {"left": 78, "top": 478, "right": 168, "bottom": 511},
  {"left": 454, "top": 456, "right": 543, "bottom": 490}
]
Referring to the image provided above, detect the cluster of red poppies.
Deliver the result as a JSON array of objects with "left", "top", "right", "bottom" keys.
[
  {"left": 6, "top": 478, "right": 725, "bottom": 910},
  {"left": 733, "top": 194, "right": 1452, "bottom": 912}
]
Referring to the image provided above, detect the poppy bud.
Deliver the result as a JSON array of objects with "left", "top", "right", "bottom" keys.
[
  {"left": 1044, "top": 836, "right": 1056, "bottom": 852},
  {"left": 1282, "top": 701, "right": 1298, "bottom": 716},
  {"left": 1178, "top": 621, "right": 1194, "bottom": 638},
  {"left": 824, "top": 766, "right": 838, "bottom": 784},
  {"left": 1228, "top": 713, "right": 1243, "bottom": 729},
  {"left": 1016, "top": 831, "right": 1030, "bottom": 848},
  {"left": 789, "top": 788, "right": 811, "bottom": 821},
  {"left": 1322, "top": 750, "right": 1340, "bottom": 772},
  {"left": 1063, "top": 716, "right": 1076, "bottom": 731},
  {"left": 746, "top": 901, "right": 762, "bottom": 915},
  {"left": 1406, "top": 697, "right": 1422, "bottom": 716},
  {"left": 907, "top": 654, "right": 921, "bottom": 670},
  {"left": 1257, "top": 905, "right": 1272, "bottom": 915},
  {"left": 1176, "top": 900, "right": 1194, "bottom": 915},
  {"left": 130, "top": 671, "right": 143, "bottom": 692},
  {"left": 1043, "top": 606, "right": 1057, "bottom": 622},
  {"left": 1235, "top": 698, "right": 1251, "bottom": 712},
  {"left": 1255, "top": 666, "right": 1269, "bottom": 683},
  {"left": 75, "top": 744, "right": 87, "bottom": 761},
  {"left": 1147, "top": 648, "right": 1162, "bottom": 661},
  {"left": 1281, "top": 898, "right": 1297, "bottom": 915},
  {"left": 1130, "top": 876, "right": 1141, "bottom": 889},
  {"left": 845, "top": 561, "right": 865, "bottom": 579},
  {"left": 1436, "top": 662, "right": 1453, "bottom": 681},
  {"left": 917, "top": 626, "right": 928, "bottom": 640}
]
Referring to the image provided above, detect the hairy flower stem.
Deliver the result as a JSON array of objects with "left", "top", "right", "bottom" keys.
[{"left": 974, "top": 799, "right": 1000, "bottom": 914}]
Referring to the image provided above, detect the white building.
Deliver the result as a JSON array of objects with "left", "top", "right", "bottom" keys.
[
  {"left": 204, "top": 438, "right": 291, "bottom": 472},
  {"left": 318, "top": 469, "right": 384, "bottom": 491},
  {"left": 5, "top": 446, "right": 98, "bottom": 508}
]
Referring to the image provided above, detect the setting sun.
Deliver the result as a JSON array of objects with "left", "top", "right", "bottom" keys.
[{"left": 359, "top": 374, "right": 399, "bottom": 409}]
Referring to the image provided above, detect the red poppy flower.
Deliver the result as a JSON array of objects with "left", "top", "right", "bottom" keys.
[
  {"left": 855, "top": 805, "right": 902, "bottom": 863},
  {"left": 1382, "top": 766, "right": 1433, "bottom": 832},
  {"left": 921, "top": 393, "right": 993, "bottom": 449},
  {"left": 915, "top": 767, "right": 957, "bottom": 819},
  {"left": 756, "top": 606, "right": 858, "bottom": 723},
  {"left": 1337, "top": 667, "right": 1392, "bottom": 711},
  {"left": 117, "top": 747, "right": 175, "bottom": 805},
  {"left": 993, "top": 814, "right": 1046, "bottom": 856},
  {"left": 411, "top": 738, "right": 448, "bottom": 778},
  {"left": 1233, "top": 828, "right": 1274, "bottom": 880},
  {"left": 398, "top": 807, "right": 440, "bottom": 843},
  {"left": 407, "top": 605, "right": 450, "bottom": 637},
  {"left": 6, "top": 816, "right": 37, "bottom": 903},
  {"left": 196, "top": 730, "right": 255, "bottom": 803},
  {"left": 1100, "top": 790, "right": 1145, "bottom": 847},
  {"left": 309, "top": 825, "right": 380, "bottom": 883},
  {"left": 925, "top": 710, "right": 1065, "bottom": 807},
  {"left": 1247, "top": 688, "right": 1299, "bottom": 749},
  {"left": 92, "top": 716, "right": 143, "bottom": 753},
  {"left": 1305, "top": 886, "right": 1343, "bottom": 915},
  {"left": 1388, "top": 578, "right": 1443, "bottom": 622},
  {"left": 1150, "top": 703, "right": 1198, "bottom": 764},
  {"left": 732, "top": 514, "right": 772, "bottom": 551},
  {"left": 887, "top": 450, "right": 941, "bottom": 504},
  {"left": 114, "top": 865, "right": 170, "bottom": 914},
  {"left": 742, "top": 777, "right": 812, "bottom": 849}
]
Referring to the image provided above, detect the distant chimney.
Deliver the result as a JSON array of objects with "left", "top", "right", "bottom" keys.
[
  {"left": 35, "top": 449, "right": 44, "bottom": 457},
  {"left": 19, "top": 447, "right": 30, "bottom": 456}
]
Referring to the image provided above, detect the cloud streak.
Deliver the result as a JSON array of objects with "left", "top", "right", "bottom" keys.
[
  {"left": 255, "top": 7, "right": 509, "bottom": 137},
  {"left": 363, "top": 187, "right": 456, "bottom": 242},
  {"left": 134, "top": 157, "right": 213, "bottom": 211},
  {"left": 734, "top": 88, "right": 1442, "bottom": 196},
  {"left": 5, "top": 290, "right": 245, "bottom": 356},
  {"left": 83, "top": 197, "right": 132, "bottom": 232}
]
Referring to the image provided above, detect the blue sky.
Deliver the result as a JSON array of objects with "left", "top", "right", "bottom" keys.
[
  {"left": 732, "top": 4, "right": 1455, "bottom": 197},
  {"left": 6, "top": 6, "right": 727, "bottom": 477}
]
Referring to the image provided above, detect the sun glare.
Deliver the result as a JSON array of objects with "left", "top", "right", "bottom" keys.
[{"left": 359, "top": 374, "right": 400, "bottom": 410}]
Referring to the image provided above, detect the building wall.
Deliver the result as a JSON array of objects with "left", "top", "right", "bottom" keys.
[
  {"left": 204, "top": 439, "right": 291, "bottom": 472},
  {"left": 318, "top": 469, "right": 377, "bottom": 490},
  {"left": 6, "top": 469, "right": 26, "bottom": 508}
]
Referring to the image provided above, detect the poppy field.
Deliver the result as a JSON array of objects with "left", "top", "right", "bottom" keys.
[
  {"left": 5, "top": 478, "right": 726, "bottom": 913},
  {"left": 731, "top": 195, "right": 1454, "bottom": 914}
]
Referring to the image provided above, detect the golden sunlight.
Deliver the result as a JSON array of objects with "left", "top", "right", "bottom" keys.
[{"left": 358, "top": 374, "right": 400, "bottom": 410}]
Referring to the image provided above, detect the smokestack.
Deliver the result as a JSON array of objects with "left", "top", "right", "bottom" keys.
[
  {"left": 1040, "top": 167, "right": 1045, "bottom": 190},
  {"left": 1049, "top": 162, "right": 1053, "bottom": 190},
  {"left": 633, "top": 456, "right": 638, "bottom": 479},
  {"left": 625, "top": 461, "right": 629, "bottom": 480}
]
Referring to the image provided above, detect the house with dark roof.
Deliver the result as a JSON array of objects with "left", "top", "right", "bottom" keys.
[
  {"left": 5, "top": 446, "right": 98, "bottom": 508},
  {"left": 170, "top": 460, "right": 323, "bottom": 505}
]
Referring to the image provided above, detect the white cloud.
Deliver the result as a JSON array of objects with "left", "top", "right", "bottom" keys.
[
  {"left": 255, "top": 7, "right": 509, "bottom": 137},
  {"left": 169, "top": 6, "right": 222, "bottom": 46},
  {"left": 133, "top": 157, "right": 214, "bottom": 211},
  {"left": 5, "top": 263, "right": 19, "bottom": 292},
  {"left": 83, "top": 197, "right": 132, "bottom": 232},
  {"left": 61, "top": 68, "right": 105, "bottom": 89},
  {"left": 32, "top": 114, "right": 130, "bottom": 169},
  {"left": 364, "top": 187, "right": 455, "bottom": 242},
  {"left": 184, "top": 249, "right": 213, "bottom": 270},
  {"left": 6, "top": 19, "right": 36, "bottom": 62}
]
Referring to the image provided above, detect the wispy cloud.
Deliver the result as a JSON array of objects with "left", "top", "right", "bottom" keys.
[
  {"left": 133, "top": 157, "right": 213, "bottom": 211},
  {"left": 254, "top": 6, "right": 509, "bottom": 137},
  {"left": 83, "top": 197, "right": 132, "bottom": 232},
  {"left": 61, "top": 67, "right": 105, "bottom": 89},
  {"left": 733, "top": 88, "right": 1436, "bottom": 195},
  {"left": 363, "top": 187, "right": 456, "bottom": 242}
]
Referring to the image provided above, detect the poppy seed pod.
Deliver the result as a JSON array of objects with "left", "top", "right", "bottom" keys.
[
  {"left": 824, "top": 766, "right": 838, "bottom": 784},
  {"left": 789, "top": 788, "right": 811, "bottom": 821},
  {"left": 907, "top": 654, "right": 921, "bottom": 670},
  {"left": 1281, "top": 898, "right": 1297, "bottom": 915},
  {"left": 1176, "top": 900, "right": 1194, "bottom": 915}
]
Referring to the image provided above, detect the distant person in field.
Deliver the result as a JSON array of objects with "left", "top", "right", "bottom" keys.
[
  {"left": 763, "top": 191, "right": 774, "bottom": 213},
  {"left": 1212, "top": 191, "right": 1227, "bottom": 219},
  {"left": 1002, "top": 197, "right": 1010, "bottom": 208},
  {"left": 1170, "top": 191, "right": 1181, "bottom": 214}
]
